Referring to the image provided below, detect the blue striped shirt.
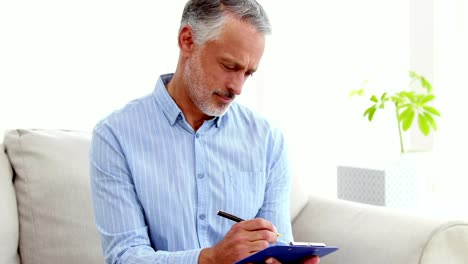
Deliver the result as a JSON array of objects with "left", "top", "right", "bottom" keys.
[{"left": 89, "top": 74, "right": 293, "bottom": 264}]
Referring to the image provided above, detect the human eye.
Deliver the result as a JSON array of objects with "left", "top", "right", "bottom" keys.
[
  {"left": 245, "top": 71, "right": 254, "bottom": 77},
  {"left": 222, "top": 63, "right": 235, "bottom": 71}
]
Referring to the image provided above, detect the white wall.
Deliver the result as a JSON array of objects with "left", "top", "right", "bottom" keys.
[
  {"left": 432, "top": 0, "right": 468, "bottom": 201},
  {"left": 0, "top": 1, "right": 186, "bottom": 132},
  {"left": 1, "top": 1, "right": 467, "bottom": 202},
  {"left": 261, "top": 0, "right": 410, "bottom": 197},
  {"left": 0, "top": 0, "right": 410, "bottom": 196}
]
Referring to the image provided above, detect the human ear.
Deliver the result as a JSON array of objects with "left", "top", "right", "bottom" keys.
[{"left": 178, "top": 26, "right": 195, "bottom": 54}]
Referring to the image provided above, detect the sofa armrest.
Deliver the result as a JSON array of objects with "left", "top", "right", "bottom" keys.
[
  {"left": 0, "top": 144, "right": 21, "bottom": 264},
  {"left": 292, "top": 196, "right": 468, "bottom": 264}
]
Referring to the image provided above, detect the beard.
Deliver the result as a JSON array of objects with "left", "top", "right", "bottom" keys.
[{"left": 183, "top": 52, "right": 235, "bottom": 117}]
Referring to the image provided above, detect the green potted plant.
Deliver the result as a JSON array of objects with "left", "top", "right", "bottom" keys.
[
  {"left": 350, "top": 71, "right": 441, "bottom": 153},
  {"left": 338, "top": 71, "right": 442, "bottom": 208}
]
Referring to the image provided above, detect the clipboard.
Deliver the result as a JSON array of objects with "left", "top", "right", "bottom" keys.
[{"left": 235, "top": 244, "right": 339, "bottom": 264}]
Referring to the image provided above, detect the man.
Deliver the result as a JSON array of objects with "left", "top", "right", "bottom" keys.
[{"left": 89, "top": 1, "right": 320, "bottom": 263}]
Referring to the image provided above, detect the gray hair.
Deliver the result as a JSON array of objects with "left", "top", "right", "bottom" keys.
[{"left": 179, "top": 0, "right": 271, "bottom": 45}]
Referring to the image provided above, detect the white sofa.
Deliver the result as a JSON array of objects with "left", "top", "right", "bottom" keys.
[{"left": 1, "top": 129, "right": 467, "bottom": 264}]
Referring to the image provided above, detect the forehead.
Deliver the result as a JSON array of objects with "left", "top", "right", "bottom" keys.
[{"left": 200, "top": 15, "right": 266, "bottom": 68}]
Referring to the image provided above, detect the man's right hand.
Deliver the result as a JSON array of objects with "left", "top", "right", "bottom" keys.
[{"left": 199, "top": 218, "right": 279, "bottom": 264}]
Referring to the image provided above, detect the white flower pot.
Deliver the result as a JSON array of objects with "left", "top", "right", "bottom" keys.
[{"left": 337, "top": 153, "right": 433, "bottom": 208}]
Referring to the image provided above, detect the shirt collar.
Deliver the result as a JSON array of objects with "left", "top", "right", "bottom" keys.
[{"left": 153, "top": 73, "right": 224, "bottom": 128}]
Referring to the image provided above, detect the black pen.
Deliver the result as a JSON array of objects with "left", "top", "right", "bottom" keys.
[{"left": 217, "top": 210, "right": 282, "bottom": 236}]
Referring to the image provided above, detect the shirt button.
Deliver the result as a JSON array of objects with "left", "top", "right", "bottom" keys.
[
  {"left": 195, "top": 133, "right": 200, "bottom": 138},
  {"left": 199, "top": 214, "right": 206, "bottom": 220},
  {"left": 197, "top": 173, "right": 204, "bottom": 179}
]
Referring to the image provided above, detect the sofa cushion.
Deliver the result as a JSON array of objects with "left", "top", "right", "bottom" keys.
[
  {"left": 293, "top": 196, "right": 468, "bottom": 264},
  {"left": 4, "top": 129, "right": 104, "bottom": 264},
  {"left": 290, "top": 173, "right": 309, "bottom": 222},
  {"left": 0, "top": 143, "right": 21, "bottom": 264}
]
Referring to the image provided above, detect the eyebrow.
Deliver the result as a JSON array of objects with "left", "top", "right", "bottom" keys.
[{"left": 221, "top": 58, "right": 257, "bottom": 74}]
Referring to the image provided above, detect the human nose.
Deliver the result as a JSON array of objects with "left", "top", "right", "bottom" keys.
[{"left": 226, "top": 72, "right": 246, "bottom": 95}]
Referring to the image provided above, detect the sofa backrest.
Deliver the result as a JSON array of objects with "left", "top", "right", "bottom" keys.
[
  {"left": 2, "top": 128, "right": 309, "bottom": 264},
  {"left": 0, "top": 143, "right": 20, "bottom": 264},
  {"left": 3, "top": 129, "right": 104, "bottom": 264}
]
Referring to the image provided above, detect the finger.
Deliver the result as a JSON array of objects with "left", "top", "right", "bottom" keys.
[
  {"left": 264, "top": 257, "right": 281, "bottom": 264},
  {"left": 239, "top": 218, "right": 277, "bottom": 233},
  {"left": 246, "top": 229, "right": 278, "bottom": 244},
  {"left": 228, "top": 223, "right": 277, "bottom": 243},
  {"left": 246, "top": 239, "right": 270, "bottom": 253},
  {"left": 303, "top": 255, "right": 320, "bottom": 264}
]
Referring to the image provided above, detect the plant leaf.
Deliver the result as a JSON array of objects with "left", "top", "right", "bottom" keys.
[
  {"left": 403, "top": 91, "right": 417, "bottom": 102},
  {"left": 421, "top": 94, "right": 435, "bottom": 104},
  {"left": 364, "top": 105, "right": 378, "bottom": 121},
  {"left": 370, "top": 95, "right": 378, "bottom": 103},
  {"left": 368, "top": 106, "right": 377, "bottom": 121},
  {"left": 420, "top": 76, "right": 433, "bottom": 93},
  {"left": 409, "top": 71, "right": 433, "bottom": 93},
  {"left": 414, "top": 94, "right": 425, "bottom": 104},
  {"left": 381, "top": 92, "right": 388, "bottom": 101},
  {"left": 364, "top": 106, "right": 371, "bottom": 116},
  {"left": 401, "top": 109, "right": 415, "bottom": 131},
  {"left": 423, "top": 112, "right": 438, "bottom": 130},
  {"left": 398, "top": 106, "right": 413, "bottom": 121},
  {"left": 418, "top": 114, "right": 430, "bottom": 135},
  {"left": 398, "top": 103, "right": 412, "bottom": 109},
  {"left": 423, "top": 106, "right": 441, "bottom": 116},
  {"left": 349, "top": 89, "right": 364, "bottom": 98}
]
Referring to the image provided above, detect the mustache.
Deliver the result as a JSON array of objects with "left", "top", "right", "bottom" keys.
[{"left": 214, "top": 88, "right": 236, "bottom": 99}]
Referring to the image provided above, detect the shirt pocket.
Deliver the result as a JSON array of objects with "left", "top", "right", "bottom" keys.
[{"left": 224, "top": 171, "right": 266, "bottom": 221}]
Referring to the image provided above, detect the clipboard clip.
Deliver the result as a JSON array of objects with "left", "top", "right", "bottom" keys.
[{"left": 289, "top": 242, "right": 326, "bottom": 247}]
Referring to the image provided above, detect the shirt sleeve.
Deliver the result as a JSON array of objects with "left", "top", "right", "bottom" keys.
[
  {"left": 256, "top": 127, "right": 294, "bottom": 244},
  {"left": 89, "top": 121, "right": 202, "bottom": 264}
]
